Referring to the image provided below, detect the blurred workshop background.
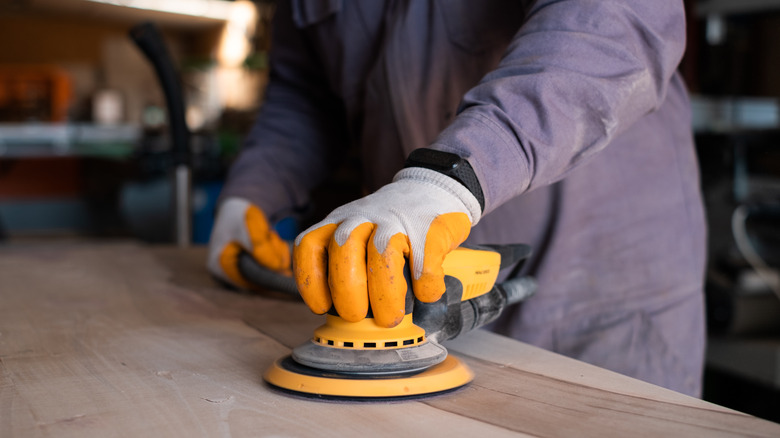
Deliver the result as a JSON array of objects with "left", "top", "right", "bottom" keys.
[{"left": 0, "top": 0, "right": 779, "bottom": 422}]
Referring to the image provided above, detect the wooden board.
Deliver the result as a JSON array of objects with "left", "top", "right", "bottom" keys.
[{"left": 1, "top": 242, "right": 779, "bottom": 437}]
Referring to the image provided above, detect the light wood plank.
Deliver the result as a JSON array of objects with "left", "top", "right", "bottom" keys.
[
  {"left": 0, "top": 242, "right": 778, "bottom": 437},
  {"left": 0, "top": 243, "right": 521, "bottom": 437}
]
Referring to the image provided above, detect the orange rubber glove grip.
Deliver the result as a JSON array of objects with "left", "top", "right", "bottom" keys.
[
  {"left": 292, "top": 167, "right": 481, "bottom": 328},
  {"left": 218, "top": 205, "right": 290, "bottom": 289},
  {"left": 294, "top": 212, "right": 470, "bottom": 328},
  {"left": 294, "top": 223, "right": 337, "bottom": 314},
  {"left": 410, "top": 212, "right": 472, "bottom": 302}
]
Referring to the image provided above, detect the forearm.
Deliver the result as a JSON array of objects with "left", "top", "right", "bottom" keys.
[
  {"left": 220, "top": 80, "right": 345, "bottom": 219},
  {"left": 220, "top": 0, "right": 346, "bottom": 219},
  {"left": 431, "top": 0, "right": 687, "bottom": 214}
]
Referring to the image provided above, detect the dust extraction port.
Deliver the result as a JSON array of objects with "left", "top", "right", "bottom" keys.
[{"left": 313, "top": 337, "right": 424, "bottom": 348}]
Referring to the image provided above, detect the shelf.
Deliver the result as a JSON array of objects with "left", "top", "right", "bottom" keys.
[
  {"left": 19, "top": 0, "right": 245, "bottom": 30},
  {"left": 697, "top": 0, "right": 780, "bottom": 17},
  {"left": 692, "top": 95, "right": 780, "bottom": 133},
  {"left": 708, "top": 335, "right": 780, "bottom": 389},
  {"left": 0, "top": 123, "right": 140, "bottom": 158}
]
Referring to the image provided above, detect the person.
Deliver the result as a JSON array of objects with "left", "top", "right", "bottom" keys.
[{"left": 208, "top": 0, "right": 707, "bottom": 397}]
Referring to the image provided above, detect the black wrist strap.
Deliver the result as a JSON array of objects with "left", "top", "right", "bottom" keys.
[{"left": 403, "top": 148, "right": 485, "bottom": 212}]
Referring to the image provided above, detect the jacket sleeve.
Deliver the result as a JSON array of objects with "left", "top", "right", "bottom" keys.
[
  {"left": 219, "top": 0, "right": 346, "bottom": 220},
  {"left": 430, "top": 0, "right": 687, "bottom": 215}
]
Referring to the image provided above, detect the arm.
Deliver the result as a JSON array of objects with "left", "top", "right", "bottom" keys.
[
  {"left": 432, "top": 0, "right": 687, "bottom": 214},
  {"left": 209, "top": 1, "right": 345, "bottom": 289},
  {"left": 293, "top": 0, "right": 687, "bottom": 325},
  {"left": 219, "top": 0, "right": 347, "bottom": 220}
]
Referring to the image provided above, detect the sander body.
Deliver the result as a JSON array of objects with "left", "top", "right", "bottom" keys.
[{"left": 239, "top": 244, "right": 535, "bottom": 400}]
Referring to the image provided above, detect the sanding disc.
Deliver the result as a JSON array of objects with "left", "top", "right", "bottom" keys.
[
  {"left": 263, "top": 354, "right": 474, "bottom": 400},
  {"left": 291, "top": 339, "right": 448, "bottom": 374}
]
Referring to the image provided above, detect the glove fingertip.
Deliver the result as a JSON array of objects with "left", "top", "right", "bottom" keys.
[
  {"left": 367, "top": 233, "right": 409, "bottom": 328},
  {"left": 411, "top": 273, "right": 446, "bottom": 303},
  {"left": 217, "top": 242, "right": 254, "bottom": 290},
  {"left": 372, "top": 309, "right": 405, "bottom": 328},
  {"left": 293, "top": 224, "right": 337, "bottom": 314}
]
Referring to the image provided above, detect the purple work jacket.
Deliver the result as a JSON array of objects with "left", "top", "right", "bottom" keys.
[{"left": 222, "top": 0, "right": 707, "bottom": 397}]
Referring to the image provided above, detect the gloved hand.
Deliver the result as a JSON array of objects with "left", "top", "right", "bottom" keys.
[
  {"left": 207, "top": 197, "right": 291, "bottom": 290},
  {"left": 293, "top": 167, "right": 482, "bottom": 327}
]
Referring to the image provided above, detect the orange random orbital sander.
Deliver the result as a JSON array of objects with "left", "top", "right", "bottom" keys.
[{"left": 237, "top": 244, "right": 536, "bottom": 401}]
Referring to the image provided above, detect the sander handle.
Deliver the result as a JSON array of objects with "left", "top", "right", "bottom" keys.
[
  {"left": 237, "top": 250, "right": 299, "bottom": 297},
  {"left": 456, "top": 275, "right": 537, "bottom": 338},
  {"left": 415, "top": 274, "right": 537, "bottom": 343},
  {"left": 236, "top": 244, "right": 537, "bottom": 335},
  {"left": 415, "top": 243, "right": 536, "bottom": 342},
  {"left": 501, "top": 275, "right": 539, "bottom": 306}
]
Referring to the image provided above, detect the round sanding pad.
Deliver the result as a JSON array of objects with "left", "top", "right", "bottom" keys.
[{"left": 263, "top": 354, "right": 474, "bottom": 400}]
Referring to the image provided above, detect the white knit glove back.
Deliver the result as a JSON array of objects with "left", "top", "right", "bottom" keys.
[
  {"left": 207, "top": 197, "right": 290, "bottom": 290},
  {"left": 293, "top": 167, "right": 481, "bottom": 327}
]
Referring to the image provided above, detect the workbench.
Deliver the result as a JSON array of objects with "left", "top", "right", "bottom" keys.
[{"left": 2, "top": 242, "right": 779, "bottom": 437}]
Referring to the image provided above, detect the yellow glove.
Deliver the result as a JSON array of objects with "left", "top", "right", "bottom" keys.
[
  {"left": 207, "top": 197, "right": 290, "bottom": 290},
  {"left": 293, "top": 167, "right": 482, "bottom": 327}
]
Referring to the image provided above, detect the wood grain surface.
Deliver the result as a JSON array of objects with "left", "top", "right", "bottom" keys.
[{"left": 1, "top": 242, "right": 778, "bottom": 437}]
